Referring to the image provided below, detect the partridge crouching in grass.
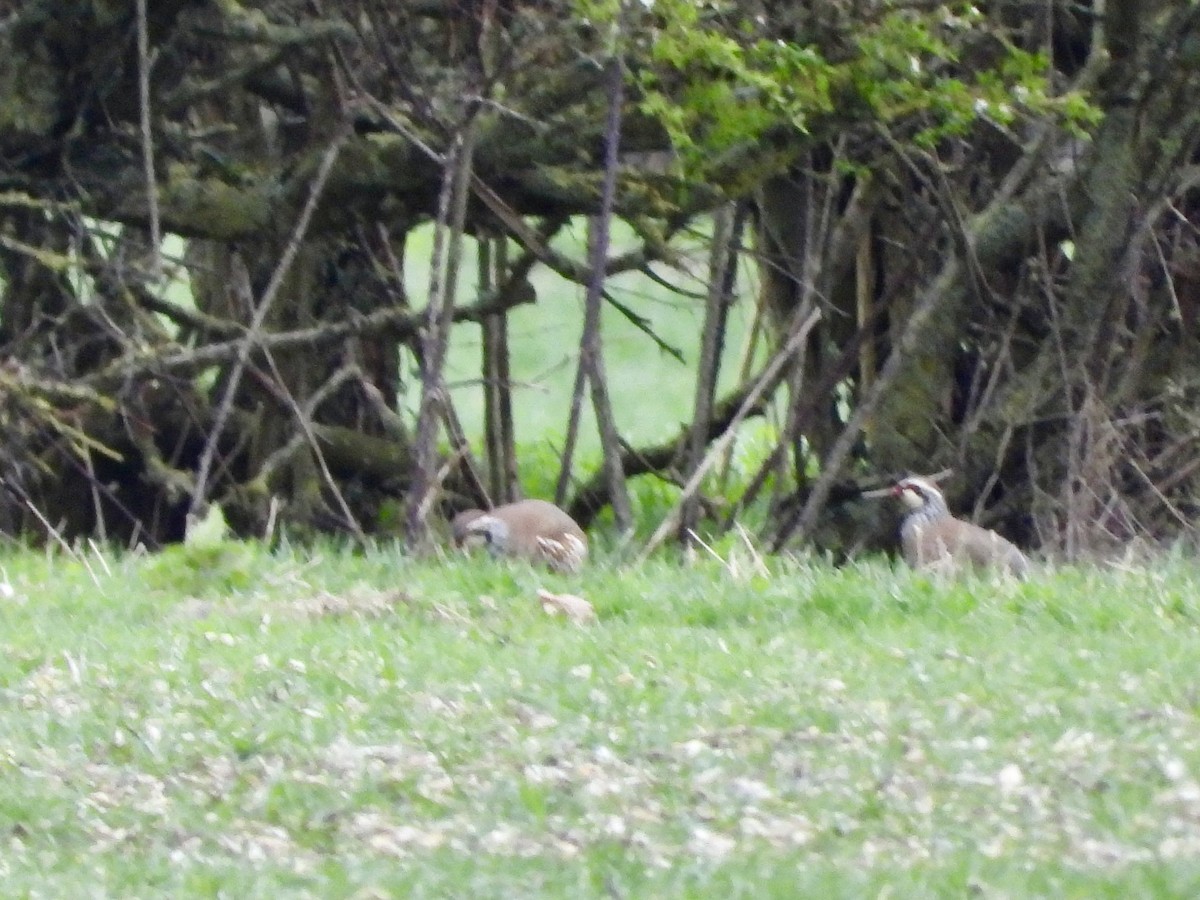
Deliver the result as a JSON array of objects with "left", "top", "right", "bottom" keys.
[
  {"left": 870, "top": 476, "right": 1031, "bottom": 578},
  {"left": 452, "top": 499, "right": 588, "bottom": 574}
]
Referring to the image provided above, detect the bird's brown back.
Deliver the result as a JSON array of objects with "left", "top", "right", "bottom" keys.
[
  {"left": 451, "top": 499, "right": 587, "bottom": 572},
  {"left": 489, "top": 499, "right": 585, "bottom": 557}
]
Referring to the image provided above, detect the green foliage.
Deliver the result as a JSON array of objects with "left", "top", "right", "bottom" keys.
[
  {"left": 848, "top": 7, "right": 1097, "bottom": 147},
  {"left": 634, "top": 0, "right": 834, "bottom": 174},
  {"left": 628, "top": 0, "right": 1102, "bottom": 177}
]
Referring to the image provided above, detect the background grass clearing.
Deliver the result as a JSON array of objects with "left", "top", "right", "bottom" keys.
[{"left": 407, "top": 221, "right": 768, "bottom": 464}]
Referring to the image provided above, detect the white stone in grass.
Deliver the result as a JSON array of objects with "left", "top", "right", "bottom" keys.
[
  {"left": 1052, "top": 728, "right": 1096, "bottom": 754},
  {"left": 733, "top": 777, "right": 774, "bottom": 802},
  {"left": 913, "top": 791, "right": 934, "bottom": 816},
  {"left": 679, "top": 739, "right": 707, "bottom": 758},
  {"left": 481, "top": 824, "right": 521, "bottom": 854},
  {"left": 1161, "top": 756, "right": 1188, "bottom": 782},
  {"left": 1160, "top": 835, "right": 1200, "bottom": 859},
  {"left": 602, "top": 815, "right": 627, "bottom": 838},
  {"left": 1173, "top": 782, "right": 1200, "bottom": 804},
  {"left": 689, "top": 824, "right": 736, "bottom": 859},
  {"left": 997, "top": 762, "right": 1024, "bottom": 793}
]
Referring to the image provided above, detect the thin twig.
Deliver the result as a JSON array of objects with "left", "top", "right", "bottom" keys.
[
  {"left": 779, "top": 255, "right": 966, "bottom": 549},
  {"left": 638, "top": 306, "right": 821, "bottom": 562},
  {"left": 257, "top": 350, "right": 369, "bottom": 542},
  {"left": 405, "top": 112, "right": 482, "bottom": 545},
  {"left": 681, "top": 203, "right": 739, "bottom": 544},
  {"left": 580, "top": 4, "right": 634, "bottom": 533},
  {"left": 135, "top": 0, "right": 162, "bottom": 279},
  {"left": 189, "top": 127, "right": 348, "bottom": 521},
  {"left": 82, "top": 448, "right": 107, "bottom": 543},
  {"left": 3, "top": 480, "right": 100, "bottom": 586}
]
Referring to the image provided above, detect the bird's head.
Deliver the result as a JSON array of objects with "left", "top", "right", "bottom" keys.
[
  {"left": 892, "top": 476, "right": 947, "bottom": 513},
  {"left": 451, "top": 509, "right": 509, "bottom": 551}
]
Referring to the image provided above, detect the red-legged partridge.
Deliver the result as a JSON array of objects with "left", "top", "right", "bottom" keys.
[
  {"left": 452, "top": 499, "right": 588, "bottom": 573},
  {"left": 890, "top": 476, "right": 1030, "bottom": 577}
]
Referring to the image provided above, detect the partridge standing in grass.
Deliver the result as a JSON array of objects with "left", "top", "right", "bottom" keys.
[
  {"left": 452, "top": 499, "right": 588, "bottom": 573},
  {"left": 879, "top": 476, "right": 1031, "bottom": 577}
]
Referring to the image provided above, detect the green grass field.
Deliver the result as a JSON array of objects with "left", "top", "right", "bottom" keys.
[{"left": 3, "top": 542, "right": 1200, "bottom": 896}]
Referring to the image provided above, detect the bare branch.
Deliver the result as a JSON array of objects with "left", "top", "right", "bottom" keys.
[
  {"left": 405, "top": 112, "right": 483, "bottom": 545},
  {"left": 639, "top": 305, "right": 822, "bottom": 562},
  {"left": 189, "top": 126, "right": 349, "bottom": 521},
  {"left": 135, "top": 0, "right": 161, "bottom": 279}
]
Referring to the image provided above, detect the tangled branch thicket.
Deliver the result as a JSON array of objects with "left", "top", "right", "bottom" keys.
[{"left": 1, "top": 0, "right": 1199, "bottom": 559}]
